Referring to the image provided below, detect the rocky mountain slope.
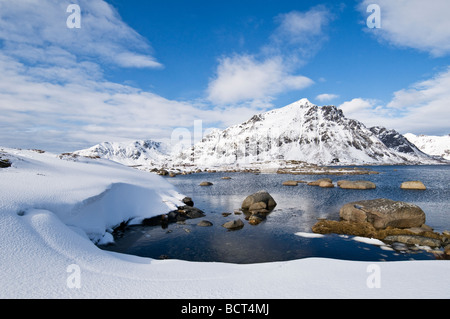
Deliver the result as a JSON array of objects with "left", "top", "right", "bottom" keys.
[{"left": 172, "top": 99, "right": 440, "bottom": 167}]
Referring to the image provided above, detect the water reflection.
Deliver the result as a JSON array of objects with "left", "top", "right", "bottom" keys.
[{"left": 101, "top": 166, "right": 450, "bottom": 263}]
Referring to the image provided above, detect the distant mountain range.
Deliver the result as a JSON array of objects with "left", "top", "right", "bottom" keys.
[{"left": 74, "top": 98, "right": 448, "bottom": 169}]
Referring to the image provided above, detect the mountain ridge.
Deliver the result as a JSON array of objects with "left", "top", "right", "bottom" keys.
[{"left": 74, "top": 98, "right": 447, "bottom": 169}]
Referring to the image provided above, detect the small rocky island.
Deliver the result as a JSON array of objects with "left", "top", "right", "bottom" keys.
[{"left": 312, "top": 198, "right": 450, "bottom": 256}]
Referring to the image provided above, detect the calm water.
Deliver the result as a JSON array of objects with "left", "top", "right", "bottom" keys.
[{"left": 102, "top": 165, "right": 450, "bottom": 264}]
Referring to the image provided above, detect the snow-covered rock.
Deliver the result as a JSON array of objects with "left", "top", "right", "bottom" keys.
[{"left": 404, "top": 133, "right": 450, "bottom": 160}]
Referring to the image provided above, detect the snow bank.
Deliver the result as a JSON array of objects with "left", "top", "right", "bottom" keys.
[{"left": 1, "top": 148, "right": 449, "bottom": 299}]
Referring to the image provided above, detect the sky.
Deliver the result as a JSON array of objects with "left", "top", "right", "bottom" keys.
[{"left": 0, "top": 0, "right": 449, "bottom": 152}]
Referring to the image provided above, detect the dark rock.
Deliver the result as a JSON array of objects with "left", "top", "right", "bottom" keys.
[
  {"left": 199, "top": 181, "right": 213, "bottom": 186},
  {"left": 0, "top": 159, "right": 11, "bottom": 168},
  {"left": 242, "top": 191, "right": 277, "bottom": 210},
  {"left": 142, "top": 205, "right": 205, "bottom": 227},
  {"left": 182, "top": 197, "right": 194, "bottom": 207}
]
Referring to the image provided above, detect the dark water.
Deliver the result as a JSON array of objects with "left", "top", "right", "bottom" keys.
[{"left": 101, "top": 165, "right": 450, "bottom": 264}]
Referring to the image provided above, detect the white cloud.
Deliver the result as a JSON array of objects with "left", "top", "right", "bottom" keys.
[
  {"left": 207, "top": 55, "right": 313, "bottom": 105},
  {"left": 316, "top": 93, "right": 339, "bottom": 103},
  {"left": 0, "top": 0, "right": 162, "bottom": 70},
  {"left": 0, "top": 0, "right": 266, "bottom": 152},
  {"left": 207, "top": 6, "right": 333, "bottom": 106},
  {"left": 271, "top": 6, "right": 333, "bottom": 57},
  {"left": 359, "top": 0, "right": 450, "bottom": 56},
  {"left": 339, "top": 68, "right": 450, "bottom": 135}
]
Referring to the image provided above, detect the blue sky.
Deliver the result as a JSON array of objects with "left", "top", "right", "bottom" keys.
[{"left": 0, "top": 0, "right": 449, "bottom": 152}]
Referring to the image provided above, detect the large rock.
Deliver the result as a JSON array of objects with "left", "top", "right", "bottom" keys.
[
  {"left": 340, "top": 198, "right": 426, "bottom": 229},
  {"left": 338, "top": 180, "right": 376, "bottom": 190},
  {"left": 242, "top": 191, "right": 277, "bottom": 211},
  {"left": 401, "top": 181, "right": 426, "bottom": 190}
]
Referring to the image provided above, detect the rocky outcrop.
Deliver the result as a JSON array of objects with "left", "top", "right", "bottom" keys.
[
  {"left": 339, "top": 198, "right": 425, "bottom": 229},
  {"left": 312, "top": 198, "right": 450, "bottom": 252}
]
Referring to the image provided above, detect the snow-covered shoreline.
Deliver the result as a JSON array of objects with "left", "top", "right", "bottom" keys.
[{"left": 1, "top": 147, "right": 449, "bottom": 299}]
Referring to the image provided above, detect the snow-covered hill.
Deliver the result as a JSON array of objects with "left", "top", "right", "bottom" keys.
[
  {"left": 173, "top": 99, "right": 440, "bottom": 167},
  {"left": 74, "top": 140, "right": 171, "bottom": 167},
  {"left": 404, "top": 133, "right": 450, "bottom": 160}
]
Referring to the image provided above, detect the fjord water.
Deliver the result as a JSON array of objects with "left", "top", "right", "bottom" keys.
[{"left": 103, "top": 165, "right": 450, "bottom": 264}]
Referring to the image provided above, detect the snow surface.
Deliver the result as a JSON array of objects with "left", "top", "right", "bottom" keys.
[
  {"left": 1, "top": 148, "right": 449, "bottom": 299},
  {"left": 404, "top": 133, "right": 450, "bottom": 160}
]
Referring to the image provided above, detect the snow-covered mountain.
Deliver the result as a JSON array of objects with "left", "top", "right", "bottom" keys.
[
  {"left": 404, "top": 133, "right": 450, "bottom": 160},
  {"left": 74, "top": 99, "right": 445, "bottom": 169},
  {"left": 74, "top": 140, "right": 171, "bottom": 167},
  {"left": 172, "top": 99, "right": 440, "bottom": 167}
]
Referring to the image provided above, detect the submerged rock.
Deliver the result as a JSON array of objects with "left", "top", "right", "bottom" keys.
[
  {"left": 222, "top": 219, "right": 244, "bottom": 230},
  {"left": 197, "top": 220, "right": 213, "bottom": 227}
]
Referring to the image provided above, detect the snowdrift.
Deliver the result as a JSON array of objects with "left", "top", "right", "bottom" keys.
[{"left": 0, "top": 148, "right": 449, "bottom": 299}]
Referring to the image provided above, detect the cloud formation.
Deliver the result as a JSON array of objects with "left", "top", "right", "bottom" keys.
[
  {"left": 339, "top": 68, "right": 450, "bottom": 135},
  {"left": 359, "top": 0, "right": 450, "bottom": 57},
  {"left": 0, "top": 0, "right": 162, "bottom": 71},
  {"left": 207, "top": 6, "right": 333, "bottom": 106}
]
